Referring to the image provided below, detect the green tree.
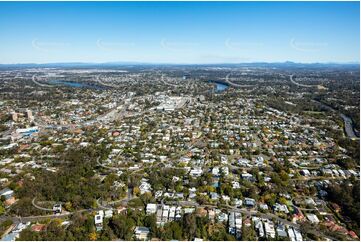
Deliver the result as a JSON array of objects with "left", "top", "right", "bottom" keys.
[
  {"left": 183, "top": 213, "right": 197, "bottom": 240},
  {"left": 110, "top": 214, "right": 135, "bottom": 240},
  {"left": 144, "top": 214, "right": 157, "bottom": 238}
]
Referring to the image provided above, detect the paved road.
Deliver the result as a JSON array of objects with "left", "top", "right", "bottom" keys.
[
  {"left": 225, "top": 73, "right": 257, "bottom": 88},
  {"left": 96, "top": 75, "right": 118, "bottom": 88},
  {"left": 175, "top": 200, "right": 301, "bottom": 228},
  {"left": 31, "top": 75, "right": 53, "bottom": 87},
  {"left": 2, "top": 197, "right": 341, "bottom": 241},
  {"left": 0, "top": 210, "right": 90, "bottom": 224},
  {"left": 31, "top": 198, "right": 53, "bottom": 212},
  {"left": 289, "top": 75, "right": 315, "bottom": 88},
  {"left": 161, "top": 74, "right": 179, "bottom": 87}
]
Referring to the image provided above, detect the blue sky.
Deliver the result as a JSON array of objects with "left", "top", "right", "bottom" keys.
[{"left": 0, "top": 1, "right": 359, "bottom": 64}]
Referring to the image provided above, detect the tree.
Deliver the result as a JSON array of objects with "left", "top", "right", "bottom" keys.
[
  {"left": 99, "top": 223, "right": 116, "bottom": 240},
  {"left": 133, "top": 187, "right": 140, "bottom": 196},
  {"left": 0, "top": 201, "right": 5, "bottom": 215},
  {"left": 207, "top": 223, "right": 231, "bottom": 240},
  {"left": 183, "top": 213, "right": 197, "bottom": 240},
  {"left": 89, "top": 231, "right": 97, "bottom": 241},
  {"left": 170, "top": 222, "right": 183, "bottom": 240},
  {"left": 0, "top": 220, "right": 13, "bottom": 237},
  {"left": 18, "top": 228, "right": 40, "bottom": 241},
  {"left": 279, "top": 170, "right": 289, "bottom": 182},
  {"left": 42, "top": 220, "right": 66, "bottom": 240},
  {"left": 64, "top": 201, "right": 73, "bottom": 212},
  {"left": 144, "top": 214, "right": 157, "bottom": 238},
  {"left": 110, "top": 215, "right": 135, "bottom": 240},
  {"left": 242, "top": 223, "right": 256, "bottom": 241}
]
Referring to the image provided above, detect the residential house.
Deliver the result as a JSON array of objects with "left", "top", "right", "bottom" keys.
[{"left": 134, "top": 226, "right": 150, "bottom": 240}]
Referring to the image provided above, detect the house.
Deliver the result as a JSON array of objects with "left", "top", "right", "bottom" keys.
[
  {"left": 264, "top": 220, "right": 276, "bottom": 238},
  {"left": 305, "top": 198, "right": 316, "bottom": 206},
  {"left": 232, "top": 181, "right": 240, "bottom": 189},
  {"left": 210, "top": 192, "right": 219, "bottom": 200},
  {"left": 287, "top": 226, "right": 296, "bottom": 241},
  {"left": 0, "top": 188, "right": 15, "bottom": 205},
  {"left": 253, "top": 217, "right": 265, "bottom": 238},
  {"left": 189, "top": 167, "right": 203, "bottom": 177},
  {"left": 306, "top": 213, "right": 320, "bottom": 224},
  {"left": 233, "top": 198, "right": 242, "bottom": 207},
  {"left": 221, "top": 167, "right": 229, "bottom": 176},
  {"left": 235, "top": 212, "right": 242, "bottom": 231},
  {"left": 259, "top": 203, "right": 268, "bottom": 210},
  {"left": 31, "top": 224, "right": 46, "bottom": 232},
  {"left": 155, "top": 191, "right": 163, "bottom": 199},
  {"left": 244, "top": 197, "right": 256, "bottom": 207},
  {"left": 264, "top": 176, "right": 271, "bottom": 182},
  {"left": 273, "top": 203, "right": 289, "bottom": 214},
  {"left": 222, "top": 195, "right": 230, "bottom": 202},
  {"left": 300, "top": 169, "right": 311, "bottom": 176},
  {"left": 139, "top": 180, "right": 152, "bottom": 194},
  {"left": 116, "top": 205, "right": 127, "bottom": 214},
  {"left": 134, "top": 226, "right": 150, "bottom": 240},
  {"left": 293, "top": 228, "right": 303, "bottom": 241},
  {"left": 217, "top": 212, "right": 228, "bottom": 223},
  {"left": 104, "top": 210, "right": 113, "bottom": 218},
  {"left": 94, "top": 210, "right": 104, "bottom": 231},
  {"left": 52, "top": 204, "right": 62, "bottom": 214},
  {"left": 322, "top": 168, "right": 333, "bottom": 176},
  {"left": 162, "top": 205, "right": 170, "bottom": 224},
  {"left": 212, "top": 167, "right": 220, "bottom": 177},
  {"left": 12, "top": 222, "right": 30, "bottom": 233},
  {"left": 236, "top": 216, "right": 247, "bottom": 229},
  {"left": 291, "top": 206, "right": 304, "bottom": 222},
  {"left": 169, "top": 206, "right": 176, "bottom": 222},
  {"left": 276, "top": 223, "right": 288, "bottom": 238},
  {"left": 241, "top": 172, "right": 255, "bottom": 182},
  {"left": 228, "top": 212, "right": 236, "bottom": 235},
  {"left": 255, "top": 156, "right": 264, "bottom": 166},
  {"left": 238, "top": 158, "right": 251, "bottom": 167},
  {"left": 146, "top": 203, "right": 157, "bottom": 214}
]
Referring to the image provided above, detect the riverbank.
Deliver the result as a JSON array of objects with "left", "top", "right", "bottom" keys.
[
  {"left": 208, "top": 80, "right": 229, "bottom": 92},
  {"left": 313, "top": 100, "right": 358, "bottom": 139}
]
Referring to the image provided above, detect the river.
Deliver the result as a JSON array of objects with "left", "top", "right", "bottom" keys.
[
  {"left": 49, "top": 80, "right": 104, "bottom": 90},
  {"left": 314, "top": 100, "right": 358, "bottom": 139},
  {"left": 208, "top": 80, "right": 229, "bottom": 92}
]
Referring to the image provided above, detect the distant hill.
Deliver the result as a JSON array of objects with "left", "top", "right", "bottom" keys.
[{"left": 0, "top": 61, "right": 359, "bottom": 70}]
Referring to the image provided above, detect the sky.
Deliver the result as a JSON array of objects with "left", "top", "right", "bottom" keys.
[{"left": 0, "top": 1, "right": 359, "bottom": 64}]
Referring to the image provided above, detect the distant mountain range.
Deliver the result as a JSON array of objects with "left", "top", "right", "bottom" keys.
[{"left": 0, "top": 61, "right": 359, "bottom": 69}]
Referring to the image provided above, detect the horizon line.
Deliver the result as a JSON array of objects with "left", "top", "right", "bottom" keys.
[{"left": 0, "top": 60, "right": 359, "bottom": 66}]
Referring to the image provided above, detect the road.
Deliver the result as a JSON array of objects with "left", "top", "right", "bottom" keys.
[
  {"left": 31, "top": 198, "right": 53, "bottom": 212},
  {"left": 96, "top": 75, "right": 118, "bottom": 88},
  {"left": 26, "top": 195, "right": 301, "bottom": 230},
  {"left": 175, "top": 200, "right": 301, "bottom": 228},
  {"left": 0, "top": 210, "right": 91, "bottom": 224},
  {"left": 31, "top": 75, "right": 53, "bottom": 87},
  {"left": 225, "top": 73, "right": 257, "bottom": 88},
  {"left": 2, "top": 197, "right": 340, "bottom": 241},
  {"left": 289, "top": 75, "right": 316, "bottom": 88},
  {"left": 161, "top": 74, "right": 179, "bottom": 87}
]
